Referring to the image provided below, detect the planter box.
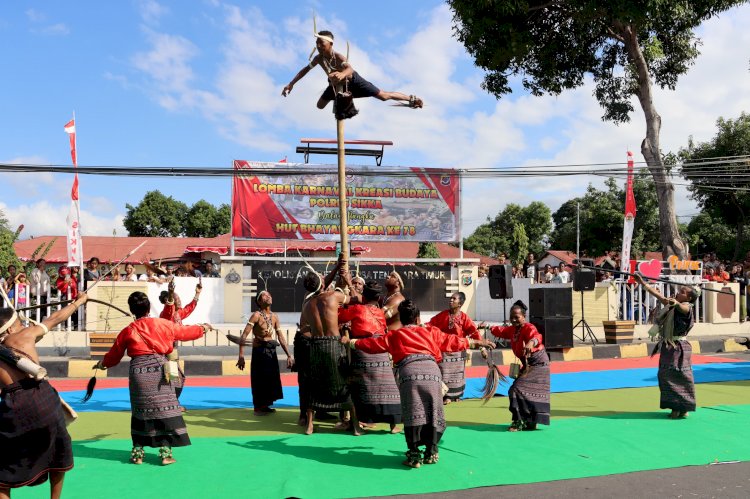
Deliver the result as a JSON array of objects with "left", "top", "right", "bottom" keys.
[
  {"left": 89, "top": 333, "right": 117, "bottom": 359},
  {"left": 602, "top": 320, "right": 635, "bottom": 344}
]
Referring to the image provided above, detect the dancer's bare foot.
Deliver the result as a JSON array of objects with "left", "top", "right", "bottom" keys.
[
  {"left": 359, "top": 422, "right": 377, "bottom": 430},
  {"left": 390, "top": 424, "right": 402, "bottom": 434},
  {"left": 443, "top": 398, "right": 451, "bottom": 406},
  {"left": 161, "top": 457, "right": 176, "bottom": 466}
]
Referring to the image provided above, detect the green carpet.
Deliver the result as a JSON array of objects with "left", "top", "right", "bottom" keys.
[
  {"left": 14, "top": 382, "right": 750, "bottom": 498},
  {"left": 67, "top": 381, "right": 750, "bottom": 441}
]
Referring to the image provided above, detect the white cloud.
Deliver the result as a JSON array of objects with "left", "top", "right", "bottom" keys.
[
  {"left": 137, "top": 0, "right": 169, "bottom": 25},
  {"left": 25, "top": 9, "right": 46, "bottom": 22},
  {"left": 0, "top": 201, "right": 125, "bottom": 238},
  {"left": 31, "top": 23, "right": 69, "bottom": 36}
]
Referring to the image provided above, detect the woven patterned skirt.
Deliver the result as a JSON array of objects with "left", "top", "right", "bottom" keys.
[
  {"left": 129, "top": 354, "right": 190, "bottom": 448},
  {"left": 439, "top": 350, "right": 467, "bottom": 401},
  {"left": 251, "top": 341, "right": 283, "bottom": 408},
  {"left": 0, "top": 379, "right": 73, "bottom": 488},
  {"left": 398, "top": 354, "right": 445, "bottom": 449},
  {"left": 508, "top": 349, "right": 551, "bottom": 426},
  {"left": 658, "top": 339, "right": 696, "bottom": 412},
  {"left": 350, "top": 348, "right": 401, "bottom": 424},
  {"left": 293, "top": 332, "right": 311, "bottom": 413},
  {"left": 308, "top": 336, "right": 351, "bottom": 411}
]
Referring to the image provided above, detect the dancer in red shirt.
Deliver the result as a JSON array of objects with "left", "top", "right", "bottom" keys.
[
  {"left": 344, "top": 300, "right": 493, "bottom": 468},
  {"left": 488, "top": 300, "right": 550, "bottom": 431},
  {"left": 96, "top": 292, "right": 212, "bottom": 466},
  {"left": 338, "top": 280, "right": 401, "bottom": 432},
  {"left": 427, "top": 292, "right": 482, "bottom": 404}
]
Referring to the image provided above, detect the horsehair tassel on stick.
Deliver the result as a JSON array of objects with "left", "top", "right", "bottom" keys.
[
  {"left": 479, "top": 347, "right": 507, "bottom": 404},
  {"left": 82, "top": 368, "right": 99, "bottom": 403}
]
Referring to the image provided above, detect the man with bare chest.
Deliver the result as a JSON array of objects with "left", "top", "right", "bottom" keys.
[
  {"left": 299, "top": 264, "right": 362, "bottom": 435},
  {"left": 382, "top": 271, "right": 406, "bottom": 331},
  {"left": 237, "top": 290, "right": 293, "bottom": 416},
  {"left": 0, "top": 292, "right": 87, "bottom": 498}
]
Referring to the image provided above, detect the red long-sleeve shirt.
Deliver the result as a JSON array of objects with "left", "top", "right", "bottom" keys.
[
  {"left": 160, "top": 299, "right": 198, "bottom": 325},
  {"left": 56, "top": 276, "right": 78, "bottom": 300},
  {"left": 338, "top": 304, "right": 387, "bottom": 338},
  {"left": 489, "top": 322, "right": 544, "bottom": 359},
  {"left": 426, "top": 310, "right": 482, "bottom": 340},
  {"left": 101, "top": 317, "right": 204, "bottom": 368},
  {"left": 354, "top": 324, "right": 469, "bottom": 364}
]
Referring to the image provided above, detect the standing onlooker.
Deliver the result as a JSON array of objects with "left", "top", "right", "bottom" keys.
[
  {"left": 204, "top": 261, "right": 220, "bottom": 278},
  {"left": 730, "top": 264, "right": 748, "bottom": 322},
  {"left": 14, "top": 273, "right": 29, "bottom": 309},
  {"left": 183, "top": 261, "right": 202, "bottom": 278},
  {"left": 84, "top": 257, "right": 101, "bottom": 285},
  {"left": 122, "top": 263, "right": 138, "bottom": 282},
  {"left": 30, "top": 258, "right": 50, "bottom": 312},
  {"left": 522, "top": 253, "right": 536, "bottom": 280},
  {"left": 601, "top": 250, "right": 617, "bottom": 271},
  {"left": 714, "top": 263, "right": 730, "bottom": 283},
  {"left": 5, "top": 265, "right": 18, "bottom": 300},
  {"left": 558, "top": 263, "right": 571, "bottom": 283},
  {"left": 139, "top": 266, "right": 165, "bottom": 283},
  {"left": 56, "top": 266, "right": 79, "bottom": 327},
  {"left": 703, "top": 267, "right": 716, "bottom": 281},
  {"left": 550, "top": 266, "right": 562, "bottom": 283},
  {"left": 542, "top": 264, "right": 553, "bottom": 283},
  {"left": 497, "top": 253, "right": 507, "bottom": 265}
]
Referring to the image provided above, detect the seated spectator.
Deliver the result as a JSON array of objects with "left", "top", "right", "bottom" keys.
[{"left": 204, "top": 261, "right": 220, "bottom": 278}]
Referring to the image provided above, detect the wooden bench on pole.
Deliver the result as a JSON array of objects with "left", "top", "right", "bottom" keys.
[{"left": 297, "top": 138, "right": 393, "bottom": 165}]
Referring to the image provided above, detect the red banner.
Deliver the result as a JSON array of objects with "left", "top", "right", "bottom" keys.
[{"left": 231, "top": 161, "right": 460, "bottom": 241}]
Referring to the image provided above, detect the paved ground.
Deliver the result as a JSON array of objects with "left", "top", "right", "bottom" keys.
[{"left": 380, "top": 461, "right": 750, "bottom": 499}]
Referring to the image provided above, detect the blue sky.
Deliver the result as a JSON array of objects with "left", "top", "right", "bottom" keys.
[{"left": 2, "top": 1, "right": 750, "bottom": 241}]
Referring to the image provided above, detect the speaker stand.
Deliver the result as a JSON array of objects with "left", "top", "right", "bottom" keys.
[
  {"left": 573, "top": 289, "right": 598, "bottom": 344},
  {"left": 502, "top": 298, "right": 509, "bottom": 326}
]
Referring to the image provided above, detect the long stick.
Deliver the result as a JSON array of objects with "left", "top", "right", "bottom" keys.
[
  {"left": 580, "top": 264, "right": 735, "bottom": 295},
  {"left": 86, "top": 241, "right": 147, "bottom": 293},
  {"left": 336, "top": 119, "right": 349, "bottom": 272}
]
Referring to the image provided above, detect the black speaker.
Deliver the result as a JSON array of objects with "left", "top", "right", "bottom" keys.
[
  {"left": 573, "top": 269, "right": 596, "bottom": 291},
  {"left": 530, "top": 316, "right": 574, "bottom": 349},
  {"left": 488, "top": 264, "right": 513, "bottom": 299},
  {"left": 528, "top": 287, "right": 572, "bottom": 318}
]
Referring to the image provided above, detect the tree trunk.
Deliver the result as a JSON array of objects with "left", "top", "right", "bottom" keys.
[{"left": 620, "top": 24, "right": 688, "bottom": 261}]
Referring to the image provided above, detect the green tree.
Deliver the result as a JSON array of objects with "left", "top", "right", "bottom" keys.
[
  {"left": 124, "top": 191, "right": 188, "bottom": 237},
  {"left": 683, "top": 212, "right": 738, "bottom": 260},
  {"left": 449, "top": 0, "right": 745, "bottom": 259},
  {"left": 185, "top": 200, "right": 229, "bottom": 238},
  {"left": 550, "top": 175, "right": 660, "bottom": 255},
  {"left": 679, "top": 112, "right": 750, "bottom": 260},
  {"left": 508, "top": 222, "right": 529, "bottom": 265},
  {"left": 0, "top": 210, "right": 22, "bottom": 274},
  {"left": 215, "top": 203, "right": 231, "bottom": 235},
  {"left": 463, "top": 202, "right": 551, "bottom": 257},
  {"left": 417, "top": 242, "right": 441, "bottom": 259}
]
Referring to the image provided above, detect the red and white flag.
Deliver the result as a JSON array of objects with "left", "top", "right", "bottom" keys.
[
  {"left": 64, "top": 118, "right": 83, "bottom": 267},
  {"left": 620, "top": 151, "right": 637, "bottom": 275}
]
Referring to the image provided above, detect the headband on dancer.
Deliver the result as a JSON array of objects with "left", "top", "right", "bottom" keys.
[{"left": 390, "top": 270, "right": 404, "bottom": 290}]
